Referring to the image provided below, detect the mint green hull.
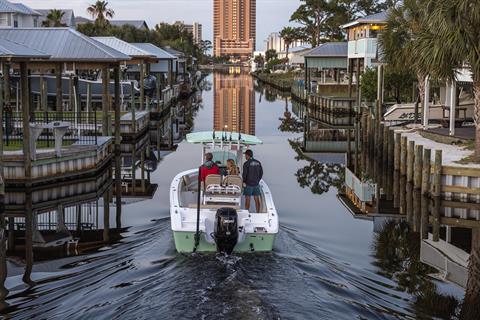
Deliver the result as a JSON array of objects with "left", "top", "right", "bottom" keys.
[{"left": 173, "top": 231, "right": 276, "bottom": 253}]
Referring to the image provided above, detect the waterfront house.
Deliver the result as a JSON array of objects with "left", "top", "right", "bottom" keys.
[
  {"left": 341, "top": 11, "right": 387, "bottom": 72},
  {"left": 288, "top": 44, "right": 312, "bottom": 67},
  {"left": 129, "top": 43, "right": 177, "bottom": 87},
  {"left": 0, "top": 0, "right": 41, "bottom": 28}
]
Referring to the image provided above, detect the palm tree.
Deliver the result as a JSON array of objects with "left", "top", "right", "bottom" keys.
[
  {"left": 41, "top": 9, "right": 66, "bottom": 27},
  {"left": 378, "top": 0, "right": 430, "bottom": 123},
  {"left": 279, "top": 26, "right": 299, "bottom": 60},
  {"left": 87, "top": 1, "right": 114, "bottom": 26},
  {"left": 420, "top": 0, "right": 480, "bottom": 160}
]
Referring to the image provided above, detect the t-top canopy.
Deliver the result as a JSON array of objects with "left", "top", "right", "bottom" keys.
[{"left": 186, "top": 131, "right": 262, "bottom": 145}]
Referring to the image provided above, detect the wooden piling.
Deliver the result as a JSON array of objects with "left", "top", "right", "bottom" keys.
[
  {"left": 55, "top": 63, "right": 63, "bottom": 113},
  {"left": 413, "top": 145, "right": 423, "bottom": 232},
  {"left": 391, "top": 131, "right": 398, "bottom": 204},
  {"left": 103, "top": 192, "right": 110, "bottom": 243},
  {"left": 421, "top": 148, "right": 431, "bottom": 239},
  {"left": 141, "top": 147, "right": 146, "bottom": 193},
  {"left": 432, "top": 150, "right": 443, "bottom": 241},
  {"left": 102, "top": 67, "right": 110, "bottom": 136}
]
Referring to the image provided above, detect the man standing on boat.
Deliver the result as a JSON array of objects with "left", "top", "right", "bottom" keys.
[{"left": 243, "top": 149, "right": 263, "bottom": 213}]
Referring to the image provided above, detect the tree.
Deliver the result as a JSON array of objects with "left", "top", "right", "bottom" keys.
[
  {"left": 290, "top": 0, "right": 339, "bottom": 47},
  {"left": 87, "top": 1, "right": 114, "bottom": 27},
  {"left": 41, "top": 9, "right": 66, "bottom": 27},
  {"left": 279, "top": 26, "right": 300, "bottom": 59},
  {"left": 378, "top": 0, "right": 431, "bottom": 123},
  {"left": 417, "top": 0, "right": 480, "bottom": 160},
  {"left": 265, "top": 49, "right": 277, "bottom": 62},
  {"left": 254, "top": 54, "right": 265, "bottom": 69}
]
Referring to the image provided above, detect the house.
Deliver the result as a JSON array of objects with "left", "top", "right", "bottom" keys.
[
  {"left": 74, "top": 18, "right": 149, "bottom": 31},
  {"left": 304, "top": 42, "right": 348, "bottom": 92},
  {"left": 0, "top": 0, "right": 41, "bottom": 28},
  {"left": 36, "top": 9, "right": 76, "bottom": 27},
  {"left": 288, "top": 44, "right": 312, "bottom": 67},
  {"left": 109, "top": 20, "right": 149, "bottom": 30},
  {"left": 341, "top": 11, "right": 387, "bottom": 71}
]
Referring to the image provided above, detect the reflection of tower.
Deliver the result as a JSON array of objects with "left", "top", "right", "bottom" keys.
[{"left": 214, "top": 71, "right": 255, "bottom": 135}]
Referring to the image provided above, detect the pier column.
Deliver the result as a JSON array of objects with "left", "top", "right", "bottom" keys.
[
  {"left": 23, "top": 189, "right": 34, "bottom": 285},
  {"left": 413, "top": 145, "right": 424, "bottom": 233},
  {"left": 102, "top": 66, "right": 110, "bottom": 136},
  {"left": 168, "top": 60, "right": 174, "bottom": 87},
  {"left": 131, "top": 144, "right": 136, "bottom": 194},
  {"left": 7, "top": 218, "right": 14, "bottom": 251},
  {"left": 39, "top": 74, "right": 47, "bottom": 111},
  {"left": 114, "top": 66, "right": 122, "bottom": 230},
  {"left": 55, "top": 63, "right": 63, "bottom": 113},
  {"left": 141, "top": 147, "right": 146, "bottom": 193}
]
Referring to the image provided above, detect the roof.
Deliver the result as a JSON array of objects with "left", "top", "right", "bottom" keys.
[
  {"left": 131, "top": 43, "right": 176, "bottom": 60},
  {"left": 0, "top": 28, "right": 130, "bottom": 62},
  {"left": 74, "top": 16, "right": 91, "bottom": 24},
  {"left": 186, "top": 131, "right": 262, "bottom": 145},
  {"left": 0, "top": 38, "right": 50, "bottom": 59},
  {"left": 305, "top": 42, "right": 347, "bottom": 58},
  {"left": 37, "top": 9, "right": 75, "bottom": 27},
  {"left": 289, "top": 44, "right": 312, "bottom": 54},
  {"left": 110, "top": 20, "right": 148, "bottom": 29},
  {"left": 342, "top": 11, "right": 388, "bottom": 29},
  {"left": 163, "top": 46, "right": 185, "bottom": 58},
  {"left": 93, "top": 37, "right": 155, "bottom": 59},
  {"left": 0, "top": 0, "right": 40, "bottom": 15}
]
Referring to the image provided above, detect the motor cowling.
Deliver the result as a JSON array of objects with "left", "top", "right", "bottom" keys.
[{"left": 214, "top": 208, "right": 238, "bottom": 254}]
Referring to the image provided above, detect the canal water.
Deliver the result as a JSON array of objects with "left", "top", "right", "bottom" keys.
[{"left": 2, "top": 72, "right": 464, "bottom": 319}]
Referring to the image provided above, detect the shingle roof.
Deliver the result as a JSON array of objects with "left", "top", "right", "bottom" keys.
[
  {"left": 110, "top": 20, "right": 148, "bottom": 29},
  {"left": 305, "top": 42, "right": 347, "bottom": 58},
  {"left": 0, "top": 0, "right": 39, "bottom": 15},
  {"left": 131, "top": 43, "right": 176, "bottom": 60},
  {"left": 0, "top": 38, "right": 50, "bottom": 59},
  {"left": 0, "top": 28, "right": 130, "bottom": 62},
  {"left": 93, "top": 37, "right": 155, "bottom": 59}
]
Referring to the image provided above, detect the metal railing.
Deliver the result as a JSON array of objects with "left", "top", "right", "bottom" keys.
[{"left": 3, "top": 110, "right": 99, "bottom": 149}]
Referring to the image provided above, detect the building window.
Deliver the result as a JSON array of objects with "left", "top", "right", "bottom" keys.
[
  {"left": 34, "top": 17, "right": 38, "bottom": 28},
  {"left": 13, "top": 15, "right": 18, "bottom": 28},
  {"left": 0, "top": 14, "right": 9, "bottom": 27}
]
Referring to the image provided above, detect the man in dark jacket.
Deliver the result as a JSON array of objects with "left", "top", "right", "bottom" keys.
[{"left": 242, "top": 149, "right": 263, "bottom": 212}]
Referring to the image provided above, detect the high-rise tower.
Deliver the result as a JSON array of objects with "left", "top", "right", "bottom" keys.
[{"left": 213, "top": 0, "right": 256, "bottom": 59}]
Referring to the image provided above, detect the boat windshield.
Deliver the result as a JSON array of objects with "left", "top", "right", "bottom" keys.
[{"left": 211, "top": 150, "right": 238, "bottom": 166}]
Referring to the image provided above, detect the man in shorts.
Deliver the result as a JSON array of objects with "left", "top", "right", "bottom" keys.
[{"left": 242, "top": 149, "right": 263, "bottom": 213}]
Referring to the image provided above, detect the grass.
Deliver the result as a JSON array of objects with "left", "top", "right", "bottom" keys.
[{"left": 3, "top": 140, "right": 75, "bottom": 151}]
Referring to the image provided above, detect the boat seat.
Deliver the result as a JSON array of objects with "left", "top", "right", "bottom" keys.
[
  {"left": 205, "top": 174, "right": 222, "bottom": 190},
  {"left": 224, "top": 175, "right": 243, "bottom": 191}
]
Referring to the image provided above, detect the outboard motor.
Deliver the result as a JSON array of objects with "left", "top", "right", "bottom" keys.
[{"left": 214, "top": 208, "right": 238, "bottom": 254}]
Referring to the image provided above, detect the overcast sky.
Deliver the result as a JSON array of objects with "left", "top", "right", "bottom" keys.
[{"left": 23, "top": 0, "right": 301, "bottom": 50}]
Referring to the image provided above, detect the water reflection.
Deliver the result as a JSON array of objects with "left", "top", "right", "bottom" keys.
[
  {"left": 373, "top": 220, "right": 458, "bottom": 319},
  {"left": 214, "top": 71, "right": 255, "bottom": 135}
]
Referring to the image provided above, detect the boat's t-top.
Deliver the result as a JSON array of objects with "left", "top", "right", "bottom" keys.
[{"left": 186, "top": 130, "right": 262, "bottom": 168}]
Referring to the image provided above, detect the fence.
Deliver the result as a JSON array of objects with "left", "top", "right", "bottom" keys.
[{"left": 3, "top": 110, "right": 99, "bottom": 149}]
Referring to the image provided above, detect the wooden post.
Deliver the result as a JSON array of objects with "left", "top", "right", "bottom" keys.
[
  {"left": 141, "top": 147, "right": 146, "bottom": 193},
  {"left": 139, "top": 62, "right": 145, "bottom": 110},
  {"left": 86, "top": 82, "right": 92, "bottom": 122},
  {"left": 383, "top": 126, "right": 389, "bottom": 200},
  {"left": 354, "top": 120, "right": 359, "bottom": 174},
  {"left": 388, "top": 130, "right": 395, "bottom": 202},
  {"left": 406, "top": 141, "right": 415, "bottom": 222},
  {"left": 156, "top": 75, "right": 161, "bottom": 109},
  {"left": 114, "top": 66, "right": 122, "bottom": 230},
  {"left": 393, "top": 133, "right": 402, "bottom": 208},
  {"left": 55, "top": 63, "right": 63, "bottom": 113},
  {"left": 420, "top": 148, "right": 431, "bottom": 239},
  {"left": 103, "top": 192, "right": 110, "bottom": 243},
  {"left": 413, "top": 145, "right": 423, "bottom": 232},
  {"left": 39, "top": 75, "right": 47, "bottom": 111},
  {"left": 23, "top": 189, "right": 34, "bottom": 285},
  {"left": 432, "top": 150, "right": 442, "bottom": 241},
  {"left": 102, "top": 67, "right": 109, "bottom": 136},
  {"left": 131, "top": 144, "right": 136, "bottom": 194},
  {"left": 399, "top": 136, "right": 407, "bottom": 214},
  {"left": 68, "top": 74, "right": 74, "bottom": 111}
]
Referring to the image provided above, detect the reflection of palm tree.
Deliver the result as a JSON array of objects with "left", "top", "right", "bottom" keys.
[
  {"left": 373, "top": 220, "right": 458, "bottom": 319},
  {"left": 289, "top": 139, "right": 344, "bottom": 195},
  {"left": 461, "top": 228, "right": 480, "bottom": 319}
]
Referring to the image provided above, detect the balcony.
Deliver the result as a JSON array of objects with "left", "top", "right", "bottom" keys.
[{"left": 347, "top": 38, "right": 378, "bottom": 60}]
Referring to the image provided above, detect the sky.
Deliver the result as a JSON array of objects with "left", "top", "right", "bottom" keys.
[{"left": 23, "top": 0, "right": 301, "bottom": 50}]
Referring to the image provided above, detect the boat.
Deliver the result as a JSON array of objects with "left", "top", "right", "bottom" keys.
[{"left": 170, "top": 131, "right": 279, "bottom": 254}]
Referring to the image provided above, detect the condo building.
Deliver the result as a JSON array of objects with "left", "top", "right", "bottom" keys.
[{"left": 213, "top": 0, "right": 256, "bottom": 59}]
